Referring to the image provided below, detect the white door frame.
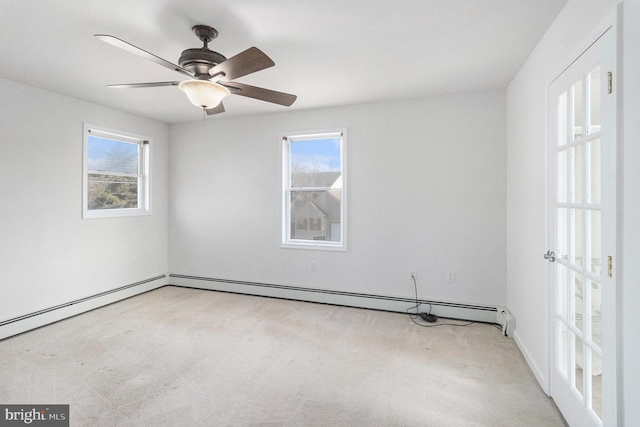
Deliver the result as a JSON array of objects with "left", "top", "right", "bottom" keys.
[{"left": 544, "top": 6, "right": 621, "bottom": 426}]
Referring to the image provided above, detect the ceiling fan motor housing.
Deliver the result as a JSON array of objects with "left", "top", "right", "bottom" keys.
[
  {"left": 179, "top": 25, "right": 227, "bottom": 78},
  {"left": 179, "top": 48, "right": 227, "bottom": 77}
]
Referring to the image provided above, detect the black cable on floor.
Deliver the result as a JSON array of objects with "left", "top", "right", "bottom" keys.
[{"left": 407, "top": 274, "right": 478, "bottom": 328}]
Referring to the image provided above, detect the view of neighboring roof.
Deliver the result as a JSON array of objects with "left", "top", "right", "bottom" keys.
[
  {"left": 311, "top": 191, "right": 341, "bottom": 222},
  {"left": 291, "top": 171, "right": 340, "bottom": 188}
]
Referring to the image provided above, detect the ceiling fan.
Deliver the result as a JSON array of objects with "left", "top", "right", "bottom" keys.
[{"left": 95, "top": 25, "right": 297, "bottom": 115}]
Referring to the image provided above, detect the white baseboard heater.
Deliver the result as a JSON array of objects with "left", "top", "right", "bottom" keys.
[
  {"left": 0, "top": 275, "right": 167, "bottom": 340},
  {"left": 0, "top": 274, "right": 515, "bottom": 341},
  {"left": 496, "top": 306, "right": 516, "bottom": 337},
  {"left": 169, "top": 274, "right": 515, "bottom": 337}
]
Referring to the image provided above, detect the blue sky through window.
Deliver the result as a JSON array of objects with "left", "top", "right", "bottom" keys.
[
  {"left": 88, "top": 135, "right": 139, "bottom": 174},
  {"left": 290, "top": 137, "right": 341, "bottom": 173}
]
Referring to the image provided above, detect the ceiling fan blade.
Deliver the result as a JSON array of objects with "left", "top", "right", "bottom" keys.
[
  {"left": 221, "top": 81, "right": 297, "bottom": 106},
  {"left": 107, "top": 82, "right": 180, "bottom": 89},
  {"left": 95, "top": 34, "right": 194, "bottom": 78},
  {"left": 206, "top": 102, "right": 225, "bottom": 115},
  {"left": 209, "top": 47, "right": 274, "bottom": 81}
]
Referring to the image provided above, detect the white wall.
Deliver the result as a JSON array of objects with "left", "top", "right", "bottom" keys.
[
  {"left": 506, "top": 0, "right": 640, "bottom": 425},
  {"left": 621, "top": 1, "right": 640, "bottom": 425},
  {"left": 0, "top": 78, "right": 169, "bottom": 321},
  {"left": 168, "top": 90, "right": 506, "bottom": 307}
]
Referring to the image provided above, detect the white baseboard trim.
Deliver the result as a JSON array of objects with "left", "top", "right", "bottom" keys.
[
  {"left": 0, "top": 274, "right": 168, "bottom": 340},
  {"left": 0, "top": 274, "right": 513, "bottom": 342},
  {"left": 514, "top": 330, "right": 549, "bottom": 395},
  {"left": 168, "top": 274, "right": 502, "bottom": 325}
]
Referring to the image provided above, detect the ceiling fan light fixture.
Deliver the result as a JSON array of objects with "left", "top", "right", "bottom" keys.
[{"left": 178, "top": 80, "right": 230, "bottom": 109}]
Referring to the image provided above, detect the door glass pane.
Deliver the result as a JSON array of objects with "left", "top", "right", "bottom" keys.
[
  {"left": 558, "top": 321, "right": 569, "bottom": 378},
  {"left": 591, "top": 280, "right": 602, "bottom": 348},
  {"left": 557, "top": 149, "right": 568, "bottom": 203},
  {"left": 573, "top": 272, "right": 584, "bottom": 332},
  {"left": 557, "top": 263, "right": 568, "bottom": 319},
  {"left": 572, "top": 80, "right": 584, "bottom": 140},
  {"left": 588, "top": 66, "right": 602, "bottom": 134},
  {"left": 558, "top": 91, "right": 569, "bottom": 146},
  {"left": 572, "top": 145, "right": 583, "bottom": 203},
  {"left": 592, "top": 350, "right": 603, "bottom": 419},
  {"left": 575, "top": 335, "right": 584, "bottom": 398},
  {"left": 589, "top": 209, "right": 602, "bottom": 275},
  {"left": 557, "top": 208, "right": 568, "bottom": 261},
  {"left": 589, "top": 139, "right": 602, "bottom": 204},
  {"left": 572, "top": 208, "right": 583, "bottom": 268}
]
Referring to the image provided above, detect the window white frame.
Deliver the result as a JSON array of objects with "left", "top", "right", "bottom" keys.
[
  {"left": 82, "top": 123, "right": 151, "bottom": 219},
  {"left": 280, "top": 128, "right": 346, "bottom": 251}
]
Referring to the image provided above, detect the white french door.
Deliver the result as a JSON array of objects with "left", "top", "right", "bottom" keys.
[{"left": 547, "top": 24, "right": 617, "bottom": 427}]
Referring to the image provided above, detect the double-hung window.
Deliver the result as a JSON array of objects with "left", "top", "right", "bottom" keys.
[
  {"left": 281, "top": 129, "right": 346, "bottom": 250},
  {"left": 83, "top": 124, "right": 151, "bottom": 218}
]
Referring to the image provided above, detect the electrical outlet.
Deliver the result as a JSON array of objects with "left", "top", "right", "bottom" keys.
[
  {"left": 310, "top": 262, "right": 317, "bottom": 272},
  {"left": 132, "top": 258, "right": 137, "bottom": 267},
  {"left": 447, "top": 272, "right": 455, "bottom": 283},
  {"left": 409, "top": 269, "right": 416, "bottom": 279}
]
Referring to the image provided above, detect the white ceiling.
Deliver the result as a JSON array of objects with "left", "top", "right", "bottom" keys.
[{"left": 0, "top": 0, "right": 568, "bottom": 124}]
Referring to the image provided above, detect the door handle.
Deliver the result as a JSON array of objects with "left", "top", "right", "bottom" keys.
[{"left": 544, "top": 250, "right": 556, "bottom": 262}]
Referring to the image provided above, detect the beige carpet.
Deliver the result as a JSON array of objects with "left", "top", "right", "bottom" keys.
[{"left": 0, "top": 286, "right": 566, "bottom": 426}]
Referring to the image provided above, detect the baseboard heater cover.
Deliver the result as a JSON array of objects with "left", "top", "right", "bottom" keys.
[
  {"left": 1, "top": 274, "right": 515, "bottom": 341},
  {"left": 169, "top": 274, "right": 514, "bottom": 335},
  {"left": 0, "top": 274, "right": 168, "bottom": 340},
  {"left": 496, "top": 306, "right": 516, "bottom": 337}
]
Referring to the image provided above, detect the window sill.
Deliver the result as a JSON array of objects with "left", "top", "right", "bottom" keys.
[
  {"left": 280, "top": 240, "right": 346, "bottom": 252},
  {"left": 82, "top": 209, "right": 151, "bottom": 219}
]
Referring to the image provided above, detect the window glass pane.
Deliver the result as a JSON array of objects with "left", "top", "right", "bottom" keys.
[
  {"left": 558, "top": 321, "right": 569, "bottom": 378},
  {"left": 558, "top": 91, "right": 568, "bottom": 146},
  {"left": 88, "top": 174, "right": 138, "bottom": 210},
  {"left": 572, "top": 80, "right": 584, "bottom": 140},
  {"left": 557, "top": 263, "right": 568, "bottom": 319},
  {"left": 557, "top": 207, "right": 568, "bottom": 261},
  {"left": 572, "top": 145, "right": 583, "bottom": 203},
  {"left": 573, "top": 272, "right": 584, "bottom": 332},
  {"left": 589, "top": 139, "right": 601, "bottom": 204},
  {"left": 588, "top": 66, "right": 601, "bottom": 134},
  {"left": 290, "top": 137, "right": 341, "bottom": 184},
  {"left": 88, "top": 135, "right": 139, "bottom": 174},
  {"left": 575, "top": 335, "right": 584, "bottom": 398},
  {"left": 589, "top": 210, "right": 602, "bottom": 276},
  {"left": 290, "top": 190, "right": 341, "bottom": 241},
  {"left": 572, "top": 208, "right": 583, "bottom": 268},
  {"left": 591, "top": 350, "right": 603, "bottom": 420},
  {"left": 591, "top": 279, "right": 602, "bottom": 348},
  {"left": 557, "top": 149, "right": 567, "bottom": 203}
]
